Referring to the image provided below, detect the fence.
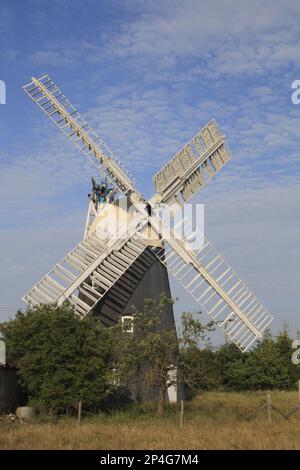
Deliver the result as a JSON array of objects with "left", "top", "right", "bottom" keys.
[{"left": 243, "top": 381, "right": 300, "bottom": 422}]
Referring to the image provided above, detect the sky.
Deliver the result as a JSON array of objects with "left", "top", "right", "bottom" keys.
[{"left": 0, "top": 0, "right": 299, "bottom": 344}]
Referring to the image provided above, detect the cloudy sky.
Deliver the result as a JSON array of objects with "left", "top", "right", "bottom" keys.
[{"left": 0, "top": 0, "right": 299, "bottom": 343}]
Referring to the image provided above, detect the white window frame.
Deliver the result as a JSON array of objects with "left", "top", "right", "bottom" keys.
[{"left": 121, "top": 315, "right": 134, "bottom": 333}]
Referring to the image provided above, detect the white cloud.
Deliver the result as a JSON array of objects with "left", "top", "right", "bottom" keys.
[
  {"left": 19, "top": 1, "right": 300, "bottom": 77},
  {"left": 89, "top": 0, "right": 300, "bottom": 77}
]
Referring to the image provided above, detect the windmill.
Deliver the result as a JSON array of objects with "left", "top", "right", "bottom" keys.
[{"left": 22, "top": 74, "right": 273, "bottom": 356}]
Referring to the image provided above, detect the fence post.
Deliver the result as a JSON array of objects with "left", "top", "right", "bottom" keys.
[
  {"left": 78, "top": 400, "right": 82, "bottom": 426},
  {"left": 298, "top": 380, "right": 300, "bottom": 406},
  {"left": 180, "top": 400, "right": 184, "bottom": 429},
  {"left": 266, "top": 392, "right": 272, "bottom": 423}
]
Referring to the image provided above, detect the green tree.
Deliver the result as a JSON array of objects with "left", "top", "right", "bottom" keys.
[
  {"left": 0, "top": 303, "right": 113, "bottom": 413},
  {"left": 216, "top": 343, "right": 245, "bottom": 389},
  {"left": 178, "top": 312, "right": 218, "bottom": 391},
  {"left": 109, "top": 295, "right": 178, "bottom": 416},
  {"left": 218, "top": 330, "right": 300, "bottom": 390},
  {"left": 180, "top": 347, "right": 221, "bottom": 393},
  {"left": 110, "top": 296, "right": 214, "bottom": 416},
  {"left": 274, "top": 330, "right": 300, "bottom": 388}
]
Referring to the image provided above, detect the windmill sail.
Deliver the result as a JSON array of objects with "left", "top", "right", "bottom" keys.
[
  {"left": 23, "top": 232, "right": 148, "bottom": 319},
  {"left": 153, "top": 120, "right": 231, "bottom": 204},
  {"left": 23, "top": 75, "right": 136, "bottom": 195},
  {"left": 149, "top": 120, "right": 273, "bottom": 350},
  {"left": 23, "top": 211, "right": 149, "bottom": 318},
  {"left": 152, "top": 230, "right": 273, "bottom": 352}
]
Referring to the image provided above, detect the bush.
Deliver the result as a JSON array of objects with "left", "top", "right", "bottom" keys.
[{"left": 0, "top": 303, "right": 114, "bottom": 413}]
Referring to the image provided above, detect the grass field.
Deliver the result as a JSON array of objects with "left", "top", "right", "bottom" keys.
[{"left": 1, "top": 391, "right": 300, "bottom": 450}]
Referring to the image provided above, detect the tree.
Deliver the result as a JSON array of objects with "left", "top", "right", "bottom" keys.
[
  {"left": 110, "top": 295, "right": 214, "bottom": 416},
  {"left": 109, "top": 295, "right": 177, "bottom": 416},
  {"left": 273, "top": 330, "right": 300, "bottom": 388},
  {"left": 180, "top": 347, "right": 221, "bottom": 393},
  {"left": 217, "top": 330, "right": 300, "bottom": 391},
  {"left": 0, "top": 303, "right": 113, "bottom": 413},
  {"left": 178, "top": 312, "right": 218, "bottom": 392},
  {"left": 216, "top": 342, "right": 245, "bottom": 389}
]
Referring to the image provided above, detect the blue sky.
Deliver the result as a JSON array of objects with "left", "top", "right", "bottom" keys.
[{"left": 0, "top": 0, "right": 299, "bottom": 343}]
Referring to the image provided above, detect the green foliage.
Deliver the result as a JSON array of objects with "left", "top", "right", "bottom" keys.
[
  {"left": 109, "top": 295, "right": 179, "bottom": 413},
  {"left": 180, "top": 347, "right": 221, "bottom": 392},
  {"left": 216, "top": 343, "right": 246, "bottom": 389},
  {"left": 0, "top": 303, "right": 113, "bottom": 413},
  {"left": 108, "top": 295, "right": 300, "bottom": 404},
  {"left": 214, "top": 330, "right": 300, "bottom": 391},
  {"left": 109, "top": 295, "right": 214, "bottom": 414},
  {"left": 178, "top": 312, "right": 217, "bottom": 392},
  {"left": 1, "top": 296, "right": 299, "bottom": 417}
]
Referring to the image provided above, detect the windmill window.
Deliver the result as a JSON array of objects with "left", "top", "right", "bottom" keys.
[{"left": 121, "top": 315, "right": 134, "bottom": 333}]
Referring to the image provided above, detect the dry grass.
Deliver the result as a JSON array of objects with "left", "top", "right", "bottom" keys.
[{"left": 1, "top": 391, "right": 300, "bottom": 450}]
